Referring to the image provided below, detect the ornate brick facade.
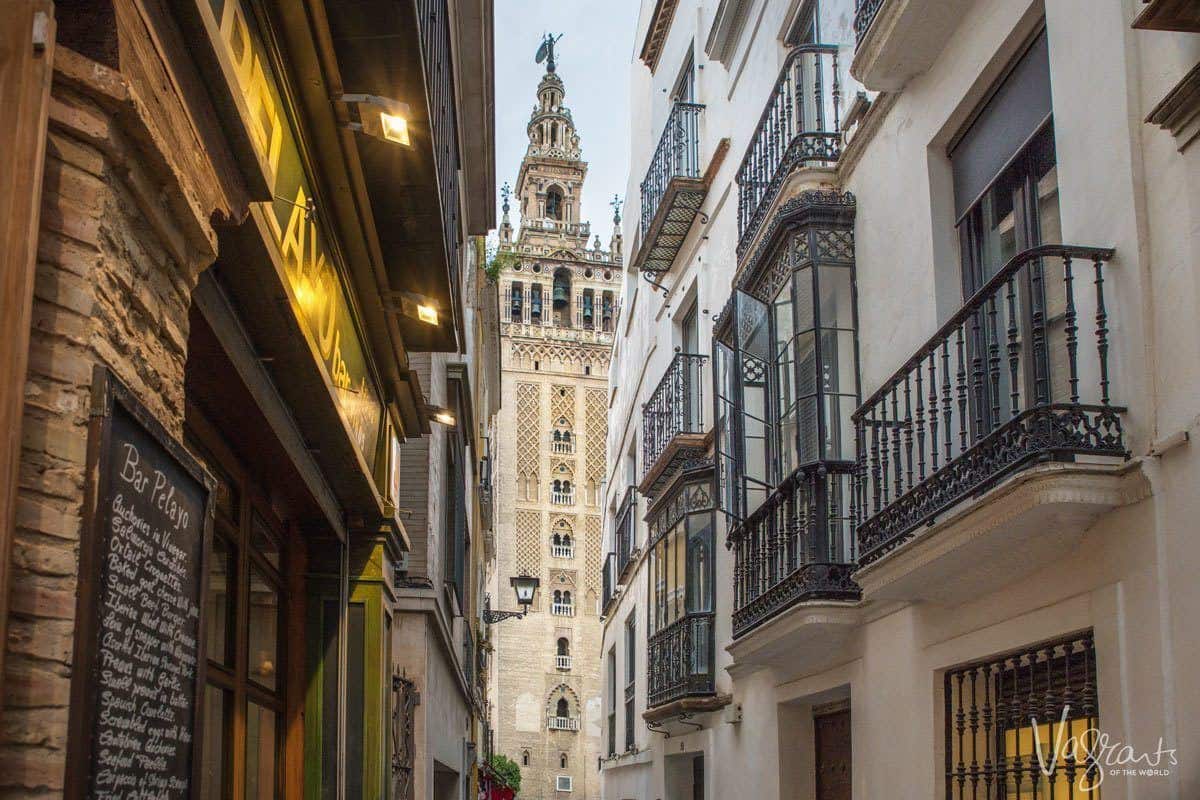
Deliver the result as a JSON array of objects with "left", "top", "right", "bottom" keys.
[{"left": 489, "top": 49, "right": 620, "bottom": 800}]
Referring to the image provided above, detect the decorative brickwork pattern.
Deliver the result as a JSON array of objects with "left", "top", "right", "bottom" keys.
[
  {"left": 511, "top": 341, "right": 611, "bottom": 371},
  {"left": 551, "top": 384, "right": 576, "bottom": 426},
  {"left": 516, "top": 382, "right": 541, "bottom": 493},
  {"left": 584, "top": 515, "right": 602, "bottom": 596},
  {"left": 584, "top": 389, "right": 607, "bottom": 488},
  {"left": 515, "top": 509, "right": 543, "bottom": 580}
]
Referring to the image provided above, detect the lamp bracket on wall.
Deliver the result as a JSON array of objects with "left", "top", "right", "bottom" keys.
[{"left": 273, "top": 194, "right": 316, "bottom": 222}]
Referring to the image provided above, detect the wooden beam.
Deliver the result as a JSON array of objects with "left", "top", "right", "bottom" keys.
[
  {"left": 191, "top": 273, "right": 348, "bottom": 542},
  {"left": 0, "top": 0, "right": 56, "bottom": 722}
]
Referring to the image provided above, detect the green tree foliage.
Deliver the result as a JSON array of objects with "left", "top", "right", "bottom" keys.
[
  {"left": 489, "top": 754, "right": 521, "bottom": 792},
  {"left": 484, "top": 240, "right": 520, "bottom": 283}
]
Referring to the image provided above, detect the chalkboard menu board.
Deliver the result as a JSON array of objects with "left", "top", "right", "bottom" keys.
[{"left": 67, "top": 369, "right": 214, "bottom": 799}]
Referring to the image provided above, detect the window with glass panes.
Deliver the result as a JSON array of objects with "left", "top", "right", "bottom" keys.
[
  {"left": 190, "top": 417, "right": 287, "bottom": 800},
  {"left": 713, "top": 200, "right": 859, "bottom": 553},
  {"left": 645, "top": 477, "right": 716, "bottom": 706},
  {"left": 623, "top": 615, "right": 636, "bottom": 750}
]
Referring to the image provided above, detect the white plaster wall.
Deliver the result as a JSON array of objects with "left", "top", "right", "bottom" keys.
[{"left": 602, "top": 0, "right": 1200, "bottom": 799}]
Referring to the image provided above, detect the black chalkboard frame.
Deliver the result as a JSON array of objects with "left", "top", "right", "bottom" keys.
[{"left": 64, "top": 365, "right": 217, "bottom": 799}]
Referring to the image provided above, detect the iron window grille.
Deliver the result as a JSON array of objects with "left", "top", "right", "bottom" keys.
[
  {"left": 607, "top": 647, "right": 617, "bottom": 757},
  {"left": 614, "top": 486, "right": 639, "bottom": 578},
  {"left": 624, "top": 614, "right": 637, "bottom": 748},
  {"left": 853, "top": 0, "right": 885, "bottom": 46},
  {"left": 944, "top": 631, "right": 1100, "bottom": 799},
  {"left": 602, "top": 551, "right": 617, "bottom": 613}
]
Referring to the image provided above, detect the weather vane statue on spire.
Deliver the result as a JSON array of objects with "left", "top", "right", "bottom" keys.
[
  {"left": 536, "top": 32, "right": 563, "bottom": 73},
  {"left": 610, "top": 194, "right": 623, "bottom": 224}
]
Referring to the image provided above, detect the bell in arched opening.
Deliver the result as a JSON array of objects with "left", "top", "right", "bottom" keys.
[{"left": 552, "top": 267, "right": 573, "bottom": 327}]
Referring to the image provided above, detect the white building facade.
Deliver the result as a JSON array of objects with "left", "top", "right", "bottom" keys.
[{"left": 600, "top": 1, "right": 1199, "bottom": 799}]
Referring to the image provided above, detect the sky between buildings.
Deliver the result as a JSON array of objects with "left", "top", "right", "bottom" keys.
[{"left": 494, "top": 0, "right": 641, "bottom": 244}]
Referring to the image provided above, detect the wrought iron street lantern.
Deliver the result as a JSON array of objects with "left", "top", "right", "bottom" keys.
[{"left": 483, "top": 573, "right": 541, "bottom": 624}]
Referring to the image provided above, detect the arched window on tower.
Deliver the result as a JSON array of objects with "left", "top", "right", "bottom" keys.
[
  {"left": 560, "top": 754, "right": 568, "bottom": 769},
  {"left": 522, "top": 750, "right": 530, "bottom": 767},
  {"left": 556, "top": 698, "right": 569, "bottom": 719},
  {"left": 557, "top": 637, "right": 570, "bottom": 657},
  {"left": 546, "top": 186, "right": 563, "bottom": 220}
]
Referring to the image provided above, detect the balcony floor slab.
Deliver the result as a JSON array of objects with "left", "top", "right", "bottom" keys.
[
  {"left": 639, "top": 432, "right": 710, "bottom": 499},
  {"left": 854, "top": 460, "right": 1150, "bottom": 606},
  {"left": 850, "top": 0, "right": 965, "bottom": 91},
  {"left": 643, "top": 693, "right": 732, "bottom": 726},
  {"left": 726, "top": 601, "right": 860, "bottom": 681}
]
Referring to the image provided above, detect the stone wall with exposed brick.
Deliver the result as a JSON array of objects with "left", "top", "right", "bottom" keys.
[{"left": 0, "top": 47, "right": 220, "bottom": 796}]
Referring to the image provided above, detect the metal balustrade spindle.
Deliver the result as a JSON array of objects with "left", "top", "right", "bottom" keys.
[
  {"left": 891, "top": 382, "right": 902, "bottom": 499},
  {"left": 1064, "top": 254, "right": 1080, "bottom": 403},
  {"left": 1094, "top": 257, "right": 1110, "bottom": 405},
  {"left": 987, "top": 296, "right": 1002, "bottom": 426},
  {"left": 1006, "top": 276, "right": 1021, "bottom": 417},
  {"left": 926, "top": 351, "right": 938, "bottom": 473}
]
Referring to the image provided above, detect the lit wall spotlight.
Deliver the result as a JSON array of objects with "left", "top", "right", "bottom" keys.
[
  {"left": 341, "top": 93, "right": 412, "bottom": 146},
  {"left": 426, "top": 405, "right": 456, "bottom": 427},
  {"left": 416, "top": 303, "right": 439, "bottom": 326},
  {"left": 383, "top": 291, "right": 441, "bottom": 327}
]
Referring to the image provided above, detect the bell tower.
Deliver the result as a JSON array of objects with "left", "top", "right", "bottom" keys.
[
  {"left": 490, "top": 35, "right": 619, "bottom": 800},
  {"left": 514, "top": 36, "right": 589, "bottom": 249}
]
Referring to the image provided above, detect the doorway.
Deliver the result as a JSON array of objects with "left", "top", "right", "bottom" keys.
[{"left": 814, "top": 705, "right": 851, "bottom": 800}]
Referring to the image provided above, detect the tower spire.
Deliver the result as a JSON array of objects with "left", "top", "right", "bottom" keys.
[
  {"left": 499, "top": 182, "right": 513, "bottom": 244},
  {"left": 536, "top": 33, "right": 563, "bottom": 73}
]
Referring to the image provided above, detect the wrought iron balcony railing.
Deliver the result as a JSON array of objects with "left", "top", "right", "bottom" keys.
[
  {"left": 853, "top": 0, "right": 886, "bottom": 46},
  {"left": 640, "top": 102, "right": 704, "bottom": 239},
  {"left": 642, "top": 352, "right": 708, "bottom": 483},
  {"left": 729, "top": 466, "right": 861, "bottom": 638},
  {"left": 633, "top": 103, "right": 708, "bottom": 276},
  {"left": 647, "top": 612, "right": 715, "bottom": 708},
  {"left": 614, "top": 486, "right": 638, "bottom": 579},
  {"left": 736, "top": 45, "right": 841, "bottom": 256},
  {"left": 853, "top": 245, "right": 1125, "bottom": 566},
  {"left": 551, "top": 438, "right": 575, "bottom": 454},
  {"left": 547, "top": 716, "right": 579, "bottom": 731}
]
